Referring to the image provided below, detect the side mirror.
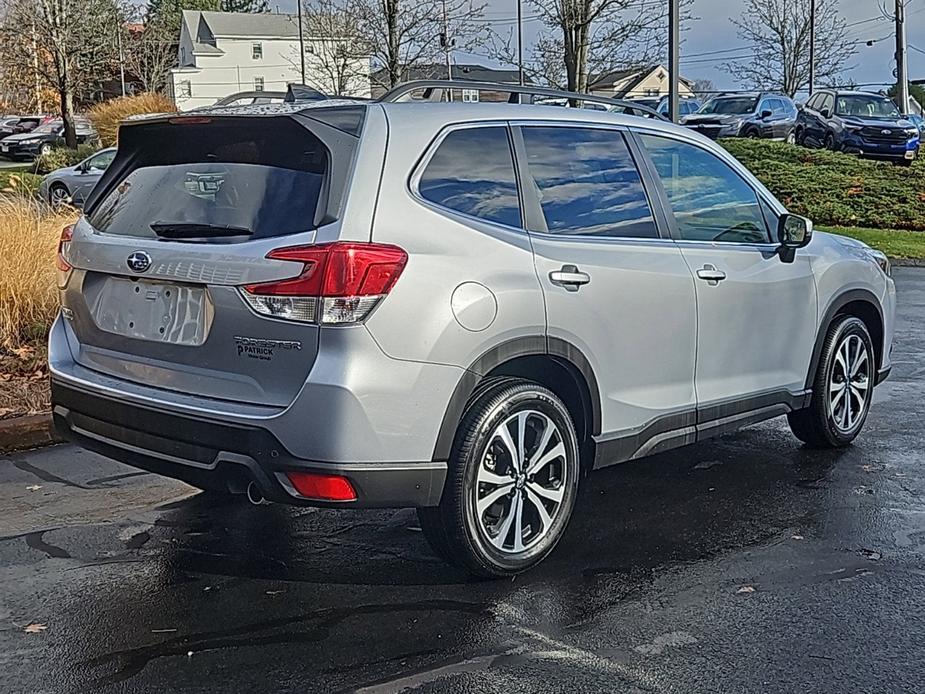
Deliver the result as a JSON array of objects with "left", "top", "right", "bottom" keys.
[
  {"left": 761, "top": 109, "right": 773, "bottom": 119},
  {"left": 820, "top": 108, "right": 831, "bottom": 119},
  {"left": 777, "top": 214, "right": 813, "bottom": 263}
]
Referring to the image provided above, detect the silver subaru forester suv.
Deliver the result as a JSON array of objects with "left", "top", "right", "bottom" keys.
[{"left": 50, "top": 83, "right": 896, "bottom": 576}]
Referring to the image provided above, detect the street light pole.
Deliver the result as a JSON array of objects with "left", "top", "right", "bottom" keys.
[
  {"left": 809, "top": 0, "right": 816, "bottom": 95},
  {"left": 896, "top": 0, "right": 909, "bottom": 112},
  {"left": 297, "top": 0, "right": 306, "bottom": 84},
  {"left": 117, "top": 26, "right": 126, "bottom": 97},
  {"left": 667, "top": 0, "right": 680, "bottom": 122},
  {"left": 517, "top": 0, "right": 524, "bottom": 86}
]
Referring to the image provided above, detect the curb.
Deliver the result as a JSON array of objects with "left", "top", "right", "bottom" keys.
[
  {"left": 891, "top": 258, "right": 925, "bottom": 267},
  {"left": 0, "top": 414, "right": 63, "bottom": 454}
]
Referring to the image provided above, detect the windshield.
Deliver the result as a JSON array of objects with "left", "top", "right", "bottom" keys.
[
  {"left": 32, "top": 121, "right": 61, "bottom": 134},
  {"left": 835, "top": 95, "right": 900, "bottom": 118},
  {"left": 698, "top": 97, "right": 758, "bottom": 115}
]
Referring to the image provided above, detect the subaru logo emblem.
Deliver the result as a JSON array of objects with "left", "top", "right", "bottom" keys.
[
  {"left": 882, "top": 129, "right": 892, "bottom": 135},
  {"left": 126, "top": 251, "right": 152, "bottom": 273}
]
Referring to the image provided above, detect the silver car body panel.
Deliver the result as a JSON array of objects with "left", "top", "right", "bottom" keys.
[{"left": 49, "top": 101, "right": 896, "bottom": 507}]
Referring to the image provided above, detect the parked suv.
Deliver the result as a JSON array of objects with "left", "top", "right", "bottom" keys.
[
  {"left": 50, "top": 91, "right": 896, "bottom": 576},
  {"left": 682, "top": 92, "right": 798, "bottom": 141},
  {"left": 795, "top": 90, "right": 920, "bottom": 165}
]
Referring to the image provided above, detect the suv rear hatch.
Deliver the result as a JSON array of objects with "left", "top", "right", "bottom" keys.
[{"left": 59, "top": 107, "right": 365, "bottom": 407}]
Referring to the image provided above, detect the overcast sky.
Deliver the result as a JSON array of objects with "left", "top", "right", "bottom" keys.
[{"left": 272, "top": 0, "right": 925, "bottom": 90}]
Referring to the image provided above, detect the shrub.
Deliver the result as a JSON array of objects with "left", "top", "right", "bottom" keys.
[
  {"left": 0, "top": 194, "right": 76, "bottom": 349},
  {"left": 0, "top": 170, "right": 43, "bottom": 197},
  {"left": 88, "top": 92, "right": 175, "bottom": 147},
  {"left": 34, "top": 143, "right": 99, "bottom": 175},
  {"left": 721, "top": 139, "right": 925, "bottom": 231}
]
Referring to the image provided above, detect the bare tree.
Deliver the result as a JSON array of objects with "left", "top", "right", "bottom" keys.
[
  {"left": 0, "top": 0, "right": 122, "bottom": 146},
  {"left": 526, "top": 0, "right": 690, "bottom": 94},
  {"left": 121, "top": 9, "right": 177, "bottom": 94},
  {"left": 723, "top": 0, "right": 856, "bottom": 96},
  {"left": 300, "top": 0, "right": 370, "bottom": 96},
  {"left": 690, "top": 78, "right": 716, "bottom": 99},
  {"left": 358, "top": 0, "right": 487, "bottom": 90}
]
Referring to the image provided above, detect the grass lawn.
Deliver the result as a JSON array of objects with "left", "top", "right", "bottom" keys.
[{"left": 821, "top": 226, "right": 925, "bottom": 260}]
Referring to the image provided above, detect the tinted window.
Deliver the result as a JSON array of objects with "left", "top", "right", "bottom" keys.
[
  {"left": 640, "top": 134, "right": 770, "bottom": 244},
  {"left": 418, "top": 126, "right": 521, "bottom": 228},
  {"left": 771, "top": 99, "right": 787, "bottom": 114},
  {"left": 820, "top": 94, "right": 834, "bottom": 115},
  {"left": 521, "top": 126, "right": 657, "bottom": 238},
  {"left": 89, "top": 119, "right": 330, "bottom": 240},
  {"left": 699, "top": 97, "right": 758, "bottom": 115}
]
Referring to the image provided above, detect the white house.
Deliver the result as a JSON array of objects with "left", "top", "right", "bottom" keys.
[
  {"left": 589, "top": 65, "right": 695, "bottom": 100},
  {"left": 169, "top": 10, "right": 371, "bottom": 111}
]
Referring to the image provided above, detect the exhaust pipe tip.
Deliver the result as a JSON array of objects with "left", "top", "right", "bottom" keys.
[{"left": 246, "top": 481, "right": 270, "bottom": 506}]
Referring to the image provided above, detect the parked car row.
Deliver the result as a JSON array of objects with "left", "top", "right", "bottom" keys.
[
  {"left": 660, "top": 89, "right": 920, "bottom": 167},
  {"left": 0, "top": 116, "right": 97, "bottom": 161}
]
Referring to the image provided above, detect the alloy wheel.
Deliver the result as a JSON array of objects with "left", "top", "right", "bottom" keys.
[
  {"left": 828, "top": 333, "right": 871, "bottom": 433},
  {"left": 49, "top": 186, "right": 69, "bottom": 208},
  {"left": 472, "top": 410, "right": 568, "bottom": 555}
]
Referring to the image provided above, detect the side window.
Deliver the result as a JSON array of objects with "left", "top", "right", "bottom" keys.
[
  {"left": 639, "top": 134, "right": 771, "bottom": 244},
  {"left": 758, "top": 99, "right": 772, "bottom": 114},
  {"left": 770, "top": 98, "right": 785, "bottom": 114},
  {"left": 520, "top": 126, "right": 657, "bottom": 239},
  {"left": 418, "top": 126, "right": 521, "bottom": 228},
  {"left": 806, "top": 94, "right": 821, "bottom": 111},
  {"left": 821, "top": 93, "right": 834, "bottom": 115},
  {"left": 88, "top": 150, "right": 116, "bottom": 171}
]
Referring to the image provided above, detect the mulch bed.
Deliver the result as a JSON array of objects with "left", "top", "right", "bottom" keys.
[{"left": 0, "top": 341, "right": 50, "bottom": 421}]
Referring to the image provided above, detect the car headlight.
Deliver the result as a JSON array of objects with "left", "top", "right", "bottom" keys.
[
  {"left": 905, "top": 128, "right": 919, "bottom": 137},
  {"left": 844, "top": 123, "right": 864, "bottom": 131},
  {"left": 18, "top": 138, "right": 39, "bottom": 145},
  {"left": 870, "top": 249, "right": 891, "bottom": 277}
]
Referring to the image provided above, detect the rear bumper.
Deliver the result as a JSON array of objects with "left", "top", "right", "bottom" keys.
[{"left": 51, "top": 379, "right": 447, "bottom": 508}]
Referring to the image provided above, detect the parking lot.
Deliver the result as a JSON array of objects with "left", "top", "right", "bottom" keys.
[{"left": 0, "top": 267, "right": 923, "bottom": 693}]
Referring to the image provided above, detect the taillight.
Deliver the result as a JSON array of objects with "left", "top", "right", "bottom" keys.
[
  {"left": 286, "top": 471, "right": 357, "bottom": 501},
  {"left": 241, "top": 242, "right": 408, "bottom": 324},
  {"left": 56, "top": 224, "right": 74, "bottom": 273}
]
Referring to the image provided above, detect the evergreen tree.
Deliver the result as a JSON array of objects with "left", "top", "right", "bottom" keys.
[{"left": 220, "top": 0, "right": 269, "bottom": 12}]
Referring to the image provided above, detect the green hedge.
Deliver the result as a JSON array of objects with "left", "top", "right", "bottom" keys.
[
  {"left": 34, "top": 144, "right": 98, "bottom": 175},
  {"left": 720, "top": 139, "right": 925, "bottom": 231}
]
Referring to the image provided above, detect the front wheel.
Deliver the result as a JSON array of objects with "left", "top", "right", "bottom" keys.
[
  {"left": 418, "top": 379, "right": 580, "bottom": 577},
  {"left": 786, "top": 130, "right": 797, "bottom": 145},
  {"left": 788, "top": 316, "right": 875, "bottom": 448}
]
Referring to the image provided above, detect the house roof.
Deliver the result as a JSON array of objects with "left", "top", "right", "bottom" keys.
[
  {"left": 196, "top": 10, "right": 302, "bottom": 38},
  {"left": 371, "top": 63, "right": 529, "bottom": 86}
]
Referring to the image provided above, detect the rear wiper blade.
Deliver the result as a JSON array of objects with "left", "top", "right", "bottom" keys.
[{"left": 150, "top": 223, "right": 253, "bottom": 239}]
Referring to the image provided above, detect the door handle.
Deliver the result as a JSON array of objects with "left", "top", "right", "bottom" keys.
[
  {"left": 549, "top": 265, "right": 591, "bottom": 290},
  {"left": 696, "top": 264, "right": 727, "bottom": 285}
]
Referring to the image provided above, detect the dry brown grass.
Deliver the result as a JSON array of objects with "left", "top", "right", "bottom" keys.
[
  {"left": 88, "top": 92, "right": 175, "bottom": 147},
  {"left": 0, "top": 194, "right": 75, "bottom": 350}
]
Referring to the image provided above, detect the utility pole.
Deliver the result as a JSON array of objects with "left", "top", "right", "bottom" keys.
[
  {"left": 31, "top": 21, "right": 42, "bottom": 113},
  {"left": 667, "top": 0, "right": 680, "bottom": 122},
  {"left": 809, "top": 0, "right": 816, "bottom": 95},
  {"left": 297, "top": 0, "right": 306, "bottom": 84},
  {"left": 517, "top": 0, "right": 524, "bottom": 86},
  {"left": 896, "top": 0, "right": 909, "bottom": 113},
  {"left": 117, "top": 26, "right": 126, "bottom": 97},
  {"left": 441, "top": 0, "right": 453, "bottom": 100}
]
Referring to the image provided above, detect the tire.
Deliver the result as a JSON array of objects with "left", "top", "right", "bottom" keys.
[
  {"left": 38, "top": 143, "right": 51, "bottom": 157},
  {"left": 418, "top": 378, "right": 581, "bottom": 577},
  {"left": 48, "top": 183, "right": 70, "bottom": 208},
  {"left": 785, "top": 130, "right": 797, "bottom": 145},
  {"left": 824, "top": 132, "right": 837, "bottom": 151},
  {"left": 788, "top": 316, "right": 875, "bottom": 448},
  {"left": 744, "top": 127, "right": 761, "bottom": 139}
]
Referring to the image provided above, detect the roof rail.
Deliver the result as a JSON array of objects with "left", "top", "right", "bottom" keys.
[{"left": 377, "top": 80, "right": 668, "bottom": 120}]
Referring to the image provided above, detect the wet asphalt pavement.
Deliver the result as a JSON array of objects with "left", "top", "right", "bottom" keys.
[{"left": 3, "top": 269, "right": 925, "bottom": 694}]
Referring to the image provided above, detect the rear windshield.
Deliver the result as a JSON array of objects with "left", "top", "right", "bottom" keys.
[{"left": 88, "top": 118, "right": 329, "bottom": 241}]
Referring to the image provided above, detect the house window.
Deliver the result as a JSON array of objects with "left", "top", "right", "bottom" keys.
[
  {"left": 254, "top": 76, "right": 265, "bottom": 92},
  {"left": 178, "top": 80, "right": 191, "bottom": 98},
  {"left": 644, "top": 88, "right": 659, "bottom": 96},
  {"left": 252, "top": 42, "right": 263, "bottom": 59},
  {"left": 462, "top": 89, "right": 479, "bottom": 103}
]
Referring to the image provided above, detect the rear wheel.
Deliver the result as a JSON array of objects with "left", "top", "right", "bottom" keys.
[
  {"left": 788, "top": 316, "right": 874, "bottom": 448},
  {"left": 418, "top": 379, "right": 580, "bottom": 577}
]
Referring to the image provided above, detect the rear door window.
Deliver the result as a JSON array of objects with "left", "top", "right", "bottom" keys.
[
  {"left": 88, "top": 118, "right": 331, "bottom": 241},
  {"left": 418, "top": 126, "right": 521, "bottom": 228},
  {"left": 520, "top": 126, "right": 658, "bottom": 239}
]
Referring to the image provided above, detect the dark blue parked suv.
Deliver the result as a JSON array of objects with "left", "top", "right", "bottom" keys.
[{"left": 795, "top": 90, "right": 920, "bottom": 166}]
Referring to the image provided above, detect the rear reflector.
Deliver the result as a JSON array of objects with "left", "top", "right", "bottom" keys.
[
  {"left": 286, "top": 471, "right": 357, "bottom": 501},
  {"left": 56, "top": 224, "right": 74, "bottom": 288},
  {"left": 241, "top": 242, "right": 408, "bottom": 324}
]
